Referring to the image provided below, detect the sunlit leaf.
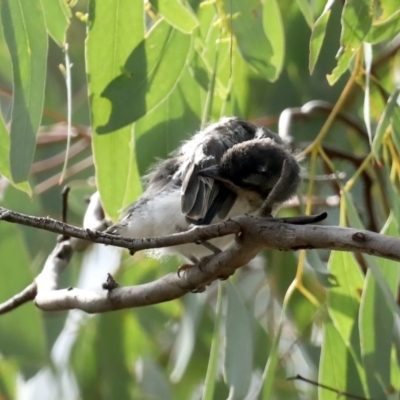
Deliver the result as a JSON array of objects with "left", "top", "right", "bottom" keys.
[
  {"left": 1, "top": 0, "right": 48, "bottom": 183},
  {"left": 150, "top": 0, "right": 199, "bottom": 34},
  {"left": 319, "top": 319, "right": 367, "bottom": 400},
  {"left": 366, "top": 9, "right": 400, "bottom": 44},
  {"left": 309, "top": 0, "right": 334, "bottom": 74},
  {"left": 363, "top": 42, "right": 373, "bottom": 144},
  {"left": 327, "top": 251, "right": 364, "bottom": 344},
  {"left": 87, "top": 0, "right": 144, "bottom": 219},
  {"left": 295, "top": 0, "right": 314, "bottom": 28},
  {"left": 134, "top": 67, "right": 203, "bottom": 174},
  {"left": 359, "top": 215, "right": 400, "bottom": 399},
  {"left": 224, "top": 0, "right": 276, "bottom": 80},
  {"left": 327, "top": 0, "right": 373, "bottom": 85},
  {"left": 97, "top": 20, "right": 192, "bottom": 133},
  {"left": 372, "top": 88, "right": 400, "bottom": 157},
  {"left": 263, "top": 0, "right": 285, "bottom": 77},
  {"left": 41, "top": 0, "right": 71, "bottom": 46},
  {"left": 0, "top": 222, "right": 46, "bottom": 376},
  {"left": 0, "top": 111, "right": 31, "bottom": 194}
]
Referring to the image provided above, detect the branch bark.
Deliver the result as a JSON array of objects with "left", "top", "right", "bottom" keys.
[{"left": 1, "top": 203, "right": 400, "bottom": 314}]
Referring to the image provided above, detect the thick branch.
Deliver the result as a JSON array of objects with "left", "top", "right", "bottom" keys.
[
  {"left": 2, "top": 205, "right": 400, "bottom": 314},
  {"left": 1, "top": 207, "right": 399, "bottom": 261},
  {"left": 31, "top": 216, "right": 400, "bottom": 313}
]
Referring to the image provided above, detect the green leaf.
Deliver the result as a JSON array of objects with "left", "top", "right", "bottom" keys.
[
  {"left": 372, "top": 88, "right": 400, "bottom": 157},
  {"left": 0, "top": 99, "right": 31, "bottom": 194},
  {"left": 87, "top": 0, "right": 144, "bottom": 219},
  {"left": 225, "top": 0, "right": 276, "bottom": 80},
  {"left": 327, "top": 46, "right": 356, "bottom": 85},
  {"left": 1, "top": 0, "right": 48, "bottom": 183},
  {"left": 359, "top": 215, "right": 400, "bottom": 399},
  {"left": 140, "top": 359, "right": 174, "bottom": 400},
  {"left": 319, "top": 319, "right": 367, "bottom": 400},
  {"left": 327, "top": 251, "right": 364, "bottom": 344},
  {"left": 295, "top": 0, "right": 314, "bottom": 28},
  {"left": 363, "top": 42, "right": 373, "bottom": 144},
  {"left": 134, "top": 67, "right": 202, "bottom": 174},
  {"left": 202, "top": 282, "right": 223, "bottom": 400},
  {"left": 309, "top": 0, "right": 334, "bottom": 74},
  {"left": 263, "top": 0, "right": 285, "bottom": 77},
  {"left": 150, "top": 0, "right": 199, "bottom": 34},
  {"left": 379, "top": 0, "right": 400, "bottom": 18},
  {"left": 97, "top": 20, "right": 192, "bottom": 133},
  {"left": 224, "top": 282, "right": 253, "bottom": 399},
  {"left": 95, "top": 312, "right": 133, "bottom": 398},
  {"left": 366, "top": 9, "right": 400, "bottom": 44},
  {"left": 41, "top": 0, "right": 71, "bottom": 46},
  {"left": 262, "top": 318, "right": 283, "bottom": 398},
  {"left": 327, "top": 0, "right": 373, "bottom": 85},
  {"left": 0, "top": 222, "right": 46, "bottom": 376},
  {"left": 170, "top": 294, "right": 205, "bottom": 382}
]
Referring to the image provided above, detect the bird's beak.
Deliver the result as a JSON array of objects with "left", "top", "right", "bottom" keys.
[{"left": 197, "top": 166, "right": 222, "bottom": 181}]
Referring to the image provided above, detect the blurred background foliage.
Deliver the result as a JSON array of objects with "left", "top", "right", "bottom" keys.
[{"left": 0, "top": 0, "right": 400, "bottom": 399}]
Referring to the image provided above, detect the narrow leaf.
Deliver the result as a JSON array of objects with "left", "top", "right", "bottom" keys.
[
  {"left": 359, "top": 215, "right": 400, "bottom": 399},
  {"left": 87, "top": 0, "right": 144, "bottom": 219},
  {"left": 225, "top": 0, "right": 276, "bottom": 80},
  {"left": 0, "top": 223, "right": 46, "bottom": 375},
  {"left": 0, "top": 113, "right": 30, "bottom": 194},
  {"left": 150, "top": 0, "right": 199, "bottom": 34},
  {"left": 363, "top": 42, "right": 373, "bottom": 144},
  {"left": 224, "top": 282, "right": 253, "bottom": 399},
  {"left": 319, "top": 320, "right": 367, "bottom": 400},
  {"left": 202, "top": 283, "right": 223, "bottom": 400},
  {"left": 1, "top": 0, "right": 48, "bottom": 183},
  {"left": 366, "top": 9, "right": 400, "bottom": 44},
  {"left": 41, "top": 0, "right": 71, "bottom": 46},
  {"left": 98, "top": 20, "right": 192, "bottom": 133},
  {"left": 295, "top": 0, "right": 314, "bottom": 28},
  {"left": 309, "top": 0, "right": 335, "bottom": 74},
  {"left": 372, "top": 89, "right": 400, "bottom": 157},
  {"left": 263, "top": 0, "right": 285, "bottom": 77},
  {"left": 327, "top": 0, "right": 373, "bottom": 85}
]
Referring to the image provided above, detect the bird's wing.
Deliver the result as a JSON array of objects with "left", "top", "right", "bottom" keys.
[{"left": 180, "top": 118, "right": 257, "bottom": 224}]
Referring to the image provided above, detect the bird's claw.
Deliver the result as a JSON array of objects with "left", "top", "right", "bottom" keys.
[{"left": 177, "top": 263, "right": 194, "bottom": 278}]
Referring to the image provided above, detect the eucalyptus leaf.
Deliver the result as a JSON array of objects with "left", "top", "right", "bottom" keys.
[
  {"left": 263, "top": 0, "right": 285, "bottom": 77},
  {"left": 1, "top": 0, "right": 48, "bottom": 183},
  {"left": 224, "top": 282, "right": 253, "bottom": 399},
  {"left": 366, "top": 9, "right": 400, "bottom": 44},
  {"left": 41, "top": 0, "right": 71, "bottom": 46},
  {"left": 309, "top": 0, "right": 334, "bottom": 74},
  {"left": 87, "top": 0, "right": 144, "bottom": 219},
  {"left": 98, "top": 20, "right": 192, "bottom": 133},
  {"left": 328, "top": 0, "right": 373, "bottom": 85},
  {"left": 224, "top": 0, "right": 276, "bottom": 80},
  {"left": 150, "top": 0, "right": 199, "bottom": 33}
]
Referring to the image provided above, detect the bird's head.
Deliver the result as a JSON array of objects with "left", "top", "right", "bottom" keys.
[{"left": 198, "top": 138, "right": 301, "bottom": 203}]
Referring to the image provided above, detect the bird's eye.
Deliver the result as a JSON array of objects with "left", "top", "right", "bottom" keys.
[{"left": 257, "top": 166, "right": 267, "bottom": 173}]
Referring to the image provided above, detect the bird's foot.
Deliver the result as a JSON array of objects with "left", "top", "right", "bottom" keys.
[
  {"left": 102, "top": 273, "right": 120, "bottom": 291},
  {"left": 177, "top": 263, "right": 195, "bottom": 278}
]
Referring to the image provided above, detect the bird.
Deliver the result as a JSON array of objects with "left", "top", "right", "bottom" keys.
[{"left": 106, "top": 117, "right": 301, "bottom": 261}]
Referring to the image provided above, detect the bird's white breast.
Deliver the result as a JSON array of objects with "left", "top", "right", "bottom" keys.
[{"left": 118, "top": 189, "right": 258, "bottom": 261}]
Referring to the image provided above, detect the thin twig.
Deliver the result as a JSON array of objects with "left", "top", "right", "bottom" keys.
[
  {"left": 0, "top": 283, "right": 37, "bottom": 314},
  {"left": 61, "top": 186, "right": 70, "bottom": 224},
  {"left": 287, "top": 374, "right": 372, "bottom": 400}
]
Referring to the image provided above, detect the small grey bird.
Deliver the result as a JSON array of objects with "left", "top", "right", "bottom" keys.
[{"left": 107, "top": 117, "right": 301, "bottom": 260}]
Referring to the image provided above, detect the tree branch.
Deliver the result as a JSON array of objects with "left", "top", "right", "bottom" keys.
[{"left": 1, "top": 201, "right": 400, "bottom": 314}]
